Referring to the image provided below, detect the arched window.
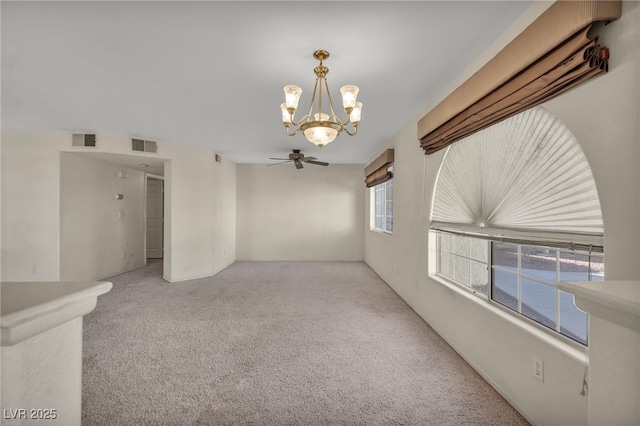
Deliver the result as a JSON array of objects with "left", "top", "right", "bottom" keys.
[{"left": 431, "top": 106, "right": 604, "bottom": 345}]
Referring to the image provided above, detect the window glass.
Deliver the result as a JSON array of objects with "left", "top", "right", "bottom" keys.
[
  {"left": 437, "top": 236, "right": 598, "bottom": 345},
  {"left": 490, "top": 241, "right": 596, "bottom": 345},
  {"left": 470, "top": 238, "right": 488, "bottom": 262},
  {"left": 559, "top": 291, "right": 588, "bottom": 344},
  {"left": 470, "top": 260, "right": 488, "bottom": 295},
  {"left": 440, "top": 233, "right": 453, "bottom": 253},
  {"left": 371, "top": 179, "right": 393, "bottom": 233},
  {"left": 590, "top": 256, "right": 605, "bottom": 281},
  {"left": 521, "top": 278, "right": 556, "bottom": 329},
  {"left": 492, "top": 242, "right": 518, "bottom": 272},
  {"left": 492, "top": 269, "right": 518, "bottom": 311},
  {"left": 521, "top": 247, "right": 557, "bottom": 282},
  {"left": 559, "top": 251, "right": 590, "bottom": 282},
  {"left": 454, "top": 256, "right": 470, "bottom": 286},
  {"left": 440, "top": 249, "right": 454, "bottom": 278},
  {"left": 454, "top": 235, "right": 470, "bottom": 257}
]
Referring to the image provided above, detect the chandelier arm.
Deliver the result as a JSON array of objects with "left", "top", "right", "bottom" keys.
[
  {"left": 288, "top": 111, "right": 312, "bottom": 127},
  {"left": 292, "top": 113, "right": 311, "bottom": 127},
  {"left": 284, "top": 126, "right": 298, "bottom": 136},
  {"left": 328, "top": 114, "right": 346, "bottom": 127},
  {"left": 343, "top": 125, "right": 359, "bottom": 136}
]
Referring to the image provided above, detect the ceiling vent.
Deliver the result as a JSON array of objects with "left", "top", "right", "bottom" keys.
[
  {"left": 72, "top": 133, "right": 97, "bottom": 147},
  {"left": 132, "top": 138, "right": 158, "bottom": 153}
]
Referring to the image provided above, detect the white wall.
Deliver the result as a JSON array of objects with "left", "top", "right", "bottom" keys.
[
  {"left": 237, "top": 164, "right": 364, "bottom": 261},
  {"left": 364, "top": 2, "right": 639, "bottom": 425},
  {"left": 161, "top": 137, "right": 236, "bottom": 281},
  {"left": 1, "top": 132, "right": 237, "bottom": 283},
  {"left": 60, "top": 153, "right": 145, "bottom": 281},
  {"left": 1, "top": 133, "right": 67, "bottom": 281}
]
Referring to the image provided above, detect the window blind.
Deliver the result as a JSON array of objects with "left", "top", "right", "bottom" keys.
[
  {"left": 418, "top": 0, "right": 621, "bottom": 155},
  {"left": 365, "top": 149, "right": 394, "bottom": 188},
  {"left": 430, "top": 107, "right": 604, "bottom": 250}
]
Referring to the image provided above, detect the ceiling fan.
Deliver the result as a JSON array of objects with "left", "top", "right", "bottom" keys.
[{"left": 268, "top": 149, "right": 329, "bottom": 169}]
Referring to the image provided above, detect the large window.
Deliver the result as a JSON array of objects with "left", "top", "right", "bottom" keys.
[
  {"left": 436, "top": 233, "right": 603, "bottom": 345},
  {"left": 430, "top": 107, "right": 604, "bottom": 346},
  {"left": 372, "top": 179, "right": 393, "bottom": 233}
]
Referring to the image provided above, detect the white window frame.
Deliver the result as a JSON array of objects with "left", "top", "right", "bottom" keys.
[
  {"left": 370, "top": 178, "right": 393, "bottom": 234},
  {"left": 435, "top": 232, "right": 603, "bottom": 346}
]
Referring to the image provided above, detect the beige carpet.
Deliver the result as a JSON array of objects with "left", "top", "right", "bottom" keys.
[{"left": 83, "top": 261, "right": 529, "bottom": 425}]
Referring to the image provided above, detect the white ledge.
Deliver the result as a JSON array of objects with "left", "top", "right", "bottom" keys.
[
  {"left": 557, "top": 280, "right": 640, "bottom": 332},
  {"left": 1, "top": 281, "right": 113, "bottom": 346}
]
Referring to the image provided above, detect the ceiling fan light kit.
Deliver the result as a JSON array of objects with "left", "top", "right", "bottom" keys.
[{"left": 280, "top": 50, "right": 362, "bottom": 148}]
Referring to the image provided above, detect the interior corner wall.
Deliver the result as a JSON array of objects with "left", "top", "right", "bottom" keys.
[
  {"left": 60, "top": 153, "right": 145, "bottom": 281},
  {"left": 236, "top": 164, "right": 364, "bottom": 261},
  {"left": 1, "top": 131, "right": 237, "bottom": 283},
  {"left": 211, "top": 152, "right": 236, "bottom": 275},
  {"left": 364, "top": 2, "right": 639, "bottom": 425}
]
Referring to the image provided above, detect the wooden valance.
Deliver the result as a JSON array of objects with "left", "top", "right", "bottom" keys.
[
  {"left": 365, "top": 149, "right": 394, "bottom": 187},
  {"left": 419, "top": 0, "right": 621, "bottom": 155}
]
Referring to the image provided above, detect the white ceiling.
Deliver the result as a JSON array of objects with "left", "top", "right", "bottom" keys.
[{"left": 1, "top": 1, "right": 532, "bottom": 165}]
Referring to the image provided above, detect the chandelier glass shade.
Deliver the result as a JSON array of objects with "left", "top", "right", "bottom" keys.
[{"left": 280, "top": 50, "right": 362, "bottom": 148}]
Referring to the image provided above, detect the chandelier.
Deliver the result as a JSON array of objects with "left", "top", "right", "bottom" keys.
[{"left": 280, "top": 50, "right": 362, "bottom": 148}]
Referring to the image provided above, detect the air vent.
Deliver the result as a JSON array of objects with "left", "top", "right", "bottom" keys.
[
  {"left": 132, "top": 138, "right": 158, "bottom": 153},
  {"left": 72, "top": 133, "right": 97, "bottom": 147}
]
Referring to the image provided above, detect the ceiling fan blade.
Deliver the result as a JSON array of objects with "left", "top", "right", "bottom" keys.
[
  {"left": 302, "top": 156, "right": 317, "bottom": 161},
  {"left": 269, "top": 157, "right": 290, "bottom": 161},
  {"left": 305, "top": 160, "right": 329, "bottom": 166},
  {"left": 267, "top": 160, "right": 292, "bottom": 167},
  {"left": 295, "top": 162, "right": 304, "bottom": 169}
]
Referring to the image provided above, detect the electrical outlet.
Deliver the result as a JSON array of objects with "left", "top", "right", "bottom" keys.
[{"left": 533, "top": 356, "right": 544, "bottom": 382}]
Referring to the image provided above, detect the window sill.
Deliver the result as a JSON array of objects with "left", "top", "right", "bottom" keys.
[
  {"left": 429, "top": 273, "right": 587, "bottom": 362},
  {"left": 369, "top": 228, "right": 393, "bottom": 236}
]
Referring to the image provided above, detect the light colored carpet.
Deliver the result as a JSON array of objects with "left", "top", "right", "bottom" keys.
[{"left": 83, "top": 261, "right": 529, "bottom": 425}]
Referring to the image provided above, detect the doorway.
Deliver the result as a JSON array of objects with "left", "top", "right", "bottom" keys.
[{"left": 146, "top": 176, "right": 164, "bottom": 259}]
